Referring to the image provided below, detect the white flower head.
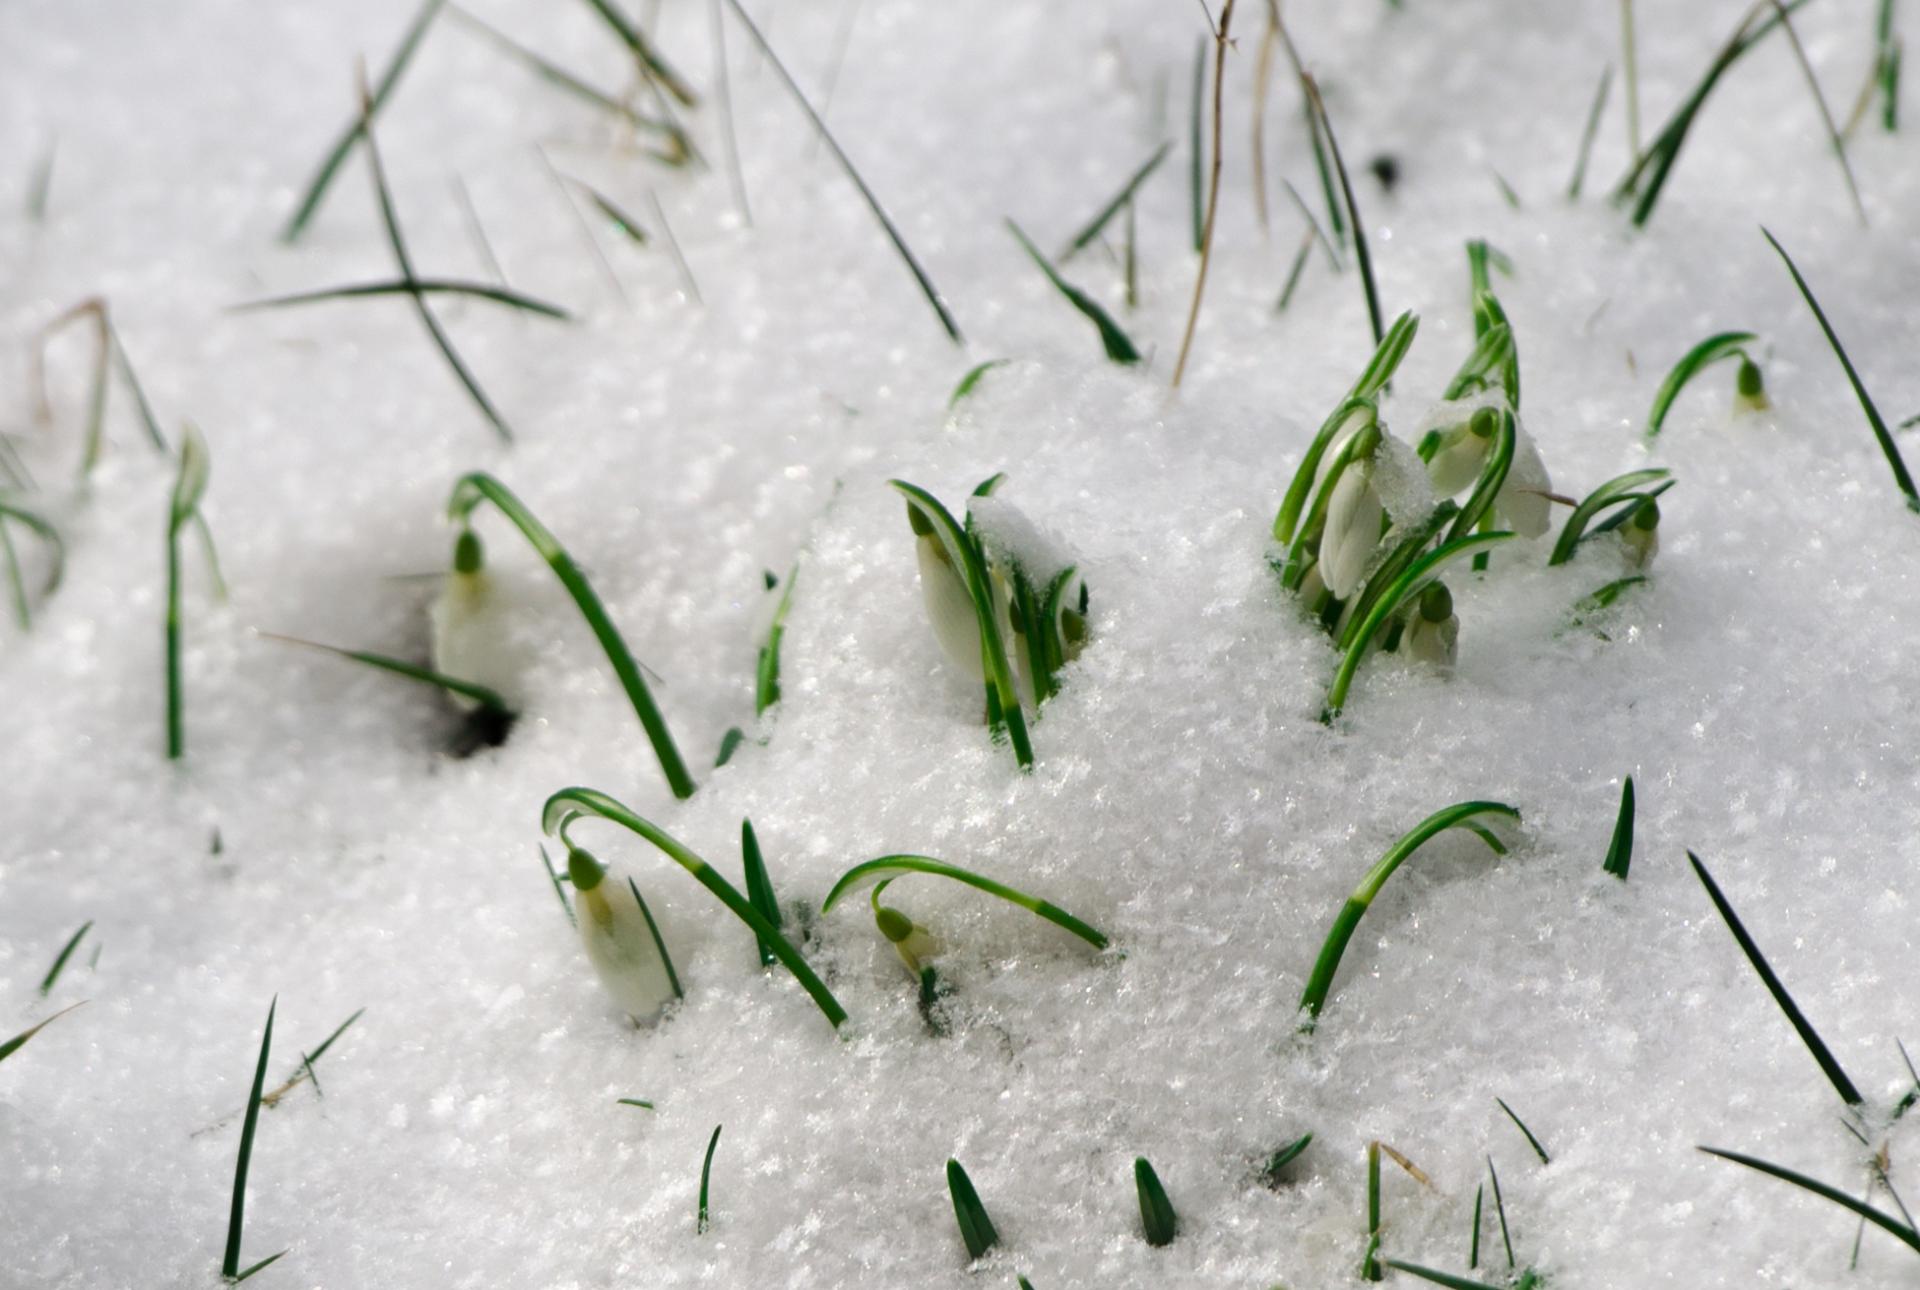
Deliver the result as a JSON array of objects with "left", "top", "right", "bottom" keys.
[
  {"left": 429, "top": 529, "right": 517, "bottom": 710},
  {"left": 1426, "top": 405, "right": 1503, "bottom": 497},
  {"left": 909, "top": 508, "right": 987, "bottom": 683},
  {"left": 1621, "top": 498, "right": 1660, "bottom": 569},
  {"left": 1319, "top": 424, "right": 1386, "bottom": 600},
  {"left": 874, "top": 902, "right": 940, "bottom": 977},
  {"left": 1404, "top": 581, "right": 1459, "bottom": 669},
  {"left": 568, "top": 846, "right": 679, "bottom": 1023}
]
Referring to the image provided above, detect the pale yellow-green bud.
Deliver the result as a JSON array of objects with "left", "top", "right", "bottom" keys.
[{"left": 571, "top": 847, "right": 678, "bottom": 1023}]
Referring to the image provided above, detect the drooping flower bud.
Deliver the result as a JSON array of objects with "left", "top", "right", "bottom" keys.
[
  {"left": 1320, "top": 425, "right": 1386, "bottom": 599},
  {"left": 909, "top": 508, "right": 987, "bottom": 683},
  {"left": 1734, "top": 357, "right": 1769, "bottom": 412},
  {"left": 875, "top": 901, "right": 941, "bottom": 977},
  {"left": 1426, "top": 406, "right": 1501, "bottom": 496},
  {"left": 430, "top": 529, "right": 512, "bottom": 710},
  {"left": 1403, "top": 581, "right": 1459, "bottom": 668},
  {"left": 569, "top": 846, "right": 680, "bottom": 1023},
  {"left": 1621, "top": 498, "right": 1660, "bottom": 569}
]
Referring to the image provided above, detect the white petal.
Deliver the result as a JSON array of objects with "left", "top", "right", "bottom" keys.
[
  {"left": 1426, "top": 430, "right": 1488, "bottom": 496},
  {"left": 1496, "top": 426, "right": 1554, "bottom": 538},
  {"left": 916, "top": 537, "right": 986, "bottom": 682},
  {"left": 1405, "top": 614, "right": 1459, "bottom": 668},
  {"left": 579, "top": 879, "right": 678, "bottom": 1022},
  {"left": 1321, "top": 467, "right": 1384, "bottom": 599},
  {"left": 429, "top": 570, "right": 505, "bottom": 711}
]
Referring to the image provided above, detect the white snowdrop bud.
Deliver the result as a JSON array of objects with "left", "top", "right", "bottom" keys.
[
  {"left": 1426, "top": 406, "right": 1499, "bottom": 496},
  {"left": 909, "top": 507, "right": 985, "bottom": 682},
  {"left": 568, "top": 846, "right": 678, "bottom": 1023},
  {"left": 429, "top": 530, "right": 506, "bottom": 710},
  {"left": 1621, "top": 499, "right": 1660, "bottom": 569},
  {"left": 1320, "top": 426, "right": 1385, "bottom": 599},
  {"left": 875, "top": 903, "right": 941, "bottom": 977},
  {"left": 1404, "top": 582, "right": 1459, "bottom": 668}
]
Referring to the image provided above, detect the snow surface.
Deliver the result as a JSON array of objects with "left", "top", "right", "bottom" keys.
[{"left": 3, "top": 0, "right": 1920, "bottom": 1286}]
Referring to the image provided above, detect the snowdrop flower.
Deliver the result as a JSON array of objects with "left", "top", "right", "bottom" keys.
[
  {"left": 874, "top": 901, "right": 940, "bottom": 977},
  {"left": 1621, "top": 498, "right": 1660, "bottom": 569},
  {"left": 429, "top": 530, "right": 500, "bottom": 710},
  {"left": 1320, "top": 424, "right": 1385, "bottom": 599},
  {"left": 1426, "top": 406, "right": 1501, "bottom": 496},
  {"left": 567, "top": 846, "right": 678, "bottom": 1023},
  {"left": 909, "top": 507, "right": 987, "bottom": 682},
  {"left": 1402, "top": 582, "right": 1459, "bottom": 668}
]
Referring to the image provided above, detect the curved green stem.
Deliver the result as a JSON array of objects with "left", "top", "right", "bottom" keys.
[
  {"left": 452, "top": 473, "right": 694, "bottom": 799},
  {"left": 1646, "top": 332, "right": 1754, "bottom": 439},
  {"left": 1299, "top": 800, "right": 1521, "bottom": 1024},
  {"left": 541, "top": 788, "right": 844, "bottom": 1028},
  {"left": 823, "top": 854, "right": 1109, "bottom": 949}
]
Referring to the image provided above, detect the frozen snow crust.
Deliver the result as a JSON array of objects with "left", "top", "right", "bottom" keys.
[{"left": 3, "top": 0, "right": 1919, "bottom": 1286}]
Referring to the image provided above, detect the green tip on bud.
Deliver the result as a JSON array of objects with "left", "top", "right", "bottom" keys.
[
  {"left": 1419, "top": 581, "right": 1454, "bottom": 623},
  {"left": 1631, "top": 499, "right": 1661, "bottom": 531},
  {"left": 454, "top": 529, "right": 484, "bottom": 574},
  {"left": 566, "top": 846, "right": 606, "bottom": 892},
  {"left": 1469, "top": 406, "right": 1499, "bottom": 439},
  {"left": 905, "top": 504, "right": 935, "bottom": 537},
  {"left": 1350, "top": 421, "right": 1383, "bottom": 461},
  {"left": 1735, "top": 356, "right": 1765, "bottom": 401},
  {"left": 874, "top": 905, "right": 914, "bottom": 943}
]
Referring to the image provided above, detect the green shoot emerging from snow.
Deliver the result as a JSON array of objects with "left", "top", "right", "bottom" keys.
[
  {"left": 166, "top": 426, "right": 212, "bottom": 760},
  {"left": 38, "top": 921, "right": 92, "bottom": 995},
  {"left": 697, "top": 1124, "right": 723, "bottom": 1234},
  {"left": 223, "top": 998, "right": 287, "bottom": 1283},
  {"left": 1646, "top": 332, "right": 1761, "bottom": 438},
  {"left": 1007, "top": 221, "right": 1140, "bottom": 364},
  {"left": 824, "top": 854, "right": 1110, "bottom": 952},
  {"left": 1300, "top": 801, "right": 1521, "bottom": 1024},
  {"left": 1135, "top": 1157, "right": 1178, "bottom": 1246},
  {"left": 1548, "top": 469, "right": 1671, "bottom": 568},
  {"left": 1602, "top": 777, "right": 1635, "bottom": 879},
  {"left": 449, "top": 473, "right": 695, "bottom": 798},
  {"left": 0, "top": 1001, "right": 85, "bottom": 1066},
  {"left": 946, "top": 1158, "right": 1000, "bottom": 1260},
  {"left": 1699, "top": 1146, "right": 1920, "bottom": 1255}
]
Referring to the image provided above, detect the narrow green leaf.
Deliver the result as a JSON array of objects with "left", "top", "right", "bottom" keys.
[
  {"left": 542, "top": 788, "right": 845, "bottom": 1027},
  {"left": 755, "top": 565, "right": 797, "bottom": 716},
  {"left": 236, "top": 278, "right": 570, "bottom": 320},
  {"left": 714, "top": 727, "right": 746, "bottom": 767},
  {"left": 1299, "top": 802, "right": 1520, "bottom": 1022},
  {"left": 451, "top": 473, "right": 694, "bottom": 798},
  {"left": 231, "top": 1250, "right": 288, "bottom": 1284},
  {"left": 539, "top": 845, "right": 576, "bottom": 925},
  {"left": 1646, "top": 333, "right": 1754, "bottom": 439},
  {"left": 261, "top": 634, "right": 513, "bottom": 715},
  {"left": 629, "top": 877, "right": 683, "bottom": 1000},
  {"left": 1762, "top": 228, "right": 1918, "bottom": 511},
  {"left": 1602, "top": 777, "right": 1635, "bottom": 879},
  {"left": 1381, "top": 1260, "right": 1507, "bottom": 1290},
  {"left": 1059, "top": 142, "right": 1172, "bottom": 260},
  {"left": 0, "top": 1001, "right": 85, "bottom": 1065},
  {"left": 1261, "top": 1132, "right": 1313, "bottom": 1186},
  {"left": 1567, "top": 64, "right": 1613, "bottom": 199},
  {"left": 579, "top": 0, "right": 697, "bottom": 105},
  {"left": 1549, "top": 470, "right": 1672, "bottom": 565},
  {"left": 1006, "top": 221, "right": 1140, "bottom": 364},
  {"left": 223, "top": 998, "right": 277, "bottom": 1281},
  {"left": 697, "top": 1123, "right": 722, "bottom": 1234},
  {"left": 26, "top": 137, "right": 55, "bottom": 222},
  {"left": 1688, "top": 851, "right": 1863, "bottom": 1106},
  {"left": 947, "top": 1158, "right": 1000, "bottom": 1259},
  {"left": 448, "top": 6, "right": 679, "bottom": 136},
  {"left": 1469, "top": 1183, "right": 1483, "bottom": 1267},
  {"left": 1487, "top": 1155, "right": 1515, "bottom": 1269},
  {"left": 949, "top": 359, "right": 1009, "bottom": 408},
  {"left": 281, "top": 0, "right": 445, "bottom": 242},
  {"left": 1495, "top": 1098, "right": 1551, "bottom": 1164},
  {"left": 1188, "top": 36, "right": 1206, "bottom": 253},
  {"left": 1301, "top": 74, "right": 1383, "bottom": 347},
  {"left": 617, "top": 1097, "right": 655, "bottom": 1109},
  {"left": 1700, "top": 1146, "right": 1920, "bottom": 1251},
  {"left": 1135, "top": 1157, "right": 1178, "bottom": 1247},
  {"left": 823, "top": 855, "right": 1108, "bottom": 950},
  {"left": 742, "top": 818, "right": 781, "bottom": 968},
  {"left": 39, "top": 921, "right": 93, "bottom": 995}
]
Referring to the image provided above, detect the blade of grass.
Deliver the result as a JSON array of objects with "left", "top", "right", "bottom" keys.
[
  {"left": 223, "top": 998, "right": 277, "bottom": 1281},
  {"left": 236, "top": 278, "right": 569, "bottom": 319},
  {"left": 709, "top": 0, "right": 752, "bottom": 226},
  {"left": 1301, "top": 72, "right": 1382, "bottom": 346},
  {"left": 1603, "top": 776, "right": 1635, "bottom": 879},
  {"left": 1487, "top": 1156, "right": 1515, "bottom": 1269},
  {"left": 646, "top": 189, "right": 703, "bottom": 305},
  {"left": 1275, "top": 232, "right": 1313, "bottom": 312},
  {"left": 447, "top": 6, "right": 675, "bottom": 136},
  {"left": 1058, "top": 142, "right": 1172, "bottom": 261},
  {"left": 451, "top": 473, "right": 694, "bottom": 797},
  {"left": 579, "top": 0, "right": 697, "bottom": 106},
  {"left": 1646, "top": 332, "right": 1755, "bottom": 439},
  {"left": 1365, "top": 1140, "right": 1383, "bottom": 1280},
  {"left": 696, "top": 1123, "right": 722, "bottom": 1233},
  {"left": 231, "top": 1252, "right": 288, "bottom": 1284},
  {"left": 1761, "top": 228, "right": 1917, "bottom": 511},
  {"left": 617, "top": 1097, "right": 654, "bottom": 1109},
  {"left": 947, "top": 1158, "right": 999, "bottom": 1259},
  {"left": 1688, "top": 850, "right": 1863, "bottom": 1105},
  {"left": 538, "top": 844, "right": 577, "bottom": 926},
  {"left": 261, "top": 632, "right": 514, "bottom": 714},
  {"left": 27, "top": 137, "right": 56, "bottom": 222},
  {"left": 722, "top": 0, "right": 961, "bottom": 343},
  {"left": 1188, "top": 34, "right": 1205, "bottom": 252},
  {"left": 949, "top": 359, "right": 1009, "bottom": 408},
  {"left": 1172, "top": 0, "right": 1237, "bottom": 389},
  {"left": 1700, "top": 1146, "right": 1920, "bottom": 1251},
  {"left": 282, "top": 0, "right": 444, "bottom": 242},
  {"left": 1382, "top": 1261, "right": 1506, "bottom": 1290},
  {"left": 1495, "top": 1098, "right": 1551, "bottom": 1165},
  {"left": 1621, "top": 0, "right": 1641, "bottom": 154},
  {"left": 0, "top": 503, "right": 65, "bottom": 607},
  {"left": 1261, "top": 1132, "right": 1313, "bottom": 1186},
  {"left": 0, "top": 1001, "right": 85, "bottom": 1065},
  {"left": 741, "top": 818, "right": 780, "bottom": 968},
  {"left": 1765, "top": 0, "right": 1867, "bottom": 224},
  {"left": 823, "top": 854, "right": 1109, "bottom": 950},
  {"left": 1006, "top": 221, "right": 1140, "bottom": 364},
  {"left": 631, "top": 876, "right": 684, "bottom": 1000},
  {"left": 580, "top": 184, "right": 650, "bottom": 247},
  {"left": 756, "top": 565, "right": 797, "bottom": 716},
  {"left": 1299, "top": 801, "right": 1520, "bottom": 1021},
  {"left": 166, "top": 426, "right": 211, "bottom": 760},
  {"left": 1135, "top": 1157, "right": 1178, "bottom": 1246},
  {"left": 543, "top": 787, "right": 846, "bottom": 1027},
  {"left": 38, "top": 921, "right": 92, "bottom": 995},
  {"left": 1568, "top": 64, "right": 1614, "bottom": 199},
  {"left": 1469, "top": 1183, "right": 1483, "bottom": 1267}
]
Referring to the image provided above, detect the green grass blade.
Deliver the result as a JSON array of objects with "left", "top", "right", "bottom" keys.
[
  {"left": 823, "top": 854, "right": 1109, "bottom": 950},
  {"left": 723, "top": 0, "right": 961, "bottom": 344},
  {"left": 1262, "top": 1132, "right": 1313, "bottom": 1186},
  {"left": 1135, "top": 1157, "right": 1178, "bottom": 1246},
  {"left": 1301, "top": 74, "right": 1383, "bottom": 347},
  {"left": 1470, "top": 1183, "right": 1483, "bottom": 1267},
  {"left": 1381, "top": 1260, "right": 1506, "bottom": 1290},
  {"left": 1603, "top": 776, "right": 1635, "bottom": 879},
  {"left": 542, "top": 788, "right": 846, "bottom": 1027},
  {"left": 1766, "top": 0, "right": 1867, "bottom": 224},
  {"left": 1688, "top": 851, "right": 1863, "bottom": 1106},
  {"left": 1006, "top": 221, "right": 1139, "bottom": 364},
  {"left": 106, "top": 318, "right": 169, "bottom": 453},
  {"left": 281, "top": 0, "right": 444, "bottom": 242},
  {"left": 1762, "top": 228, "right": 1917, "bottom": 510},
  {"left": 1496, "top": 1098, "right": 1551, "bottom": 1164},
  {"left": 1366, "top": 1141, "right": 1382, "bottom": 1280},
  {"left": 448, "top": 6, "right": 676, "bottom": 135},
  {"left": 946, "top": 1158, "right": 1000, "bottom": 1259},
  {"left": 1, "top": 520, "right": 29, "bottom": 629},
  {"left": 1487, "top": 1155, "right": 1515, "bottom": 1268},
  {"left": 231, "top": 1251, "right": 287, "bottom": 1283},
  {"left": 451, "top": 473, "right": 695, "bottom": 798},
  {"left": 236, "top": 278, "right": 570, "bottom": 320},
  {"left": 223, "top": 998, "right": 276, "bottom": 1281},
  {"left": 38, "top": 921, "right": 92, "bottom": 995},
  {"left": 714, "top": 727, "right": 745, "bottom": 767},
  {"left": 741, "top": 818, "right": 780, "bottom": 968},
  {"left": 1567, "top": 64, "right": 1613, "bottom": 198},
  {"left": 167, "top": 426, "right": 211, "bottom": 760},
  {"left": 891, "top": 480, "right": 1032, "bottom": 769},
  {"left": 755, "top": 566, "right": 796, "bottom": 716},
  {"left": 0, "top": 504, "right": 65, "bottom": 603},
  {"left": 617, "top": 1097, "right": 654, "bottom": 1109},
  {"left": 1646, "top": 332, "right": 1754, "bottom": 439},
  {"left": 696, "top": 1124, "right": 722, "bottom": 1234},
  {"left": 538, "top": 844, "right": 576, "bottom": 925},
  {"left": 580, "top": 0, "right": 696, "bottom": 105},
  {"left": 1299, "top": 801, "right": 1520, "bottom": 1022},
  {"left": 949, "top": 359, "right": 1009, "bottom": 408},
  {"left": 0, "top": 1001, "right": 85, "bottom": 1065},
  {"left": 1188, "top": 34, "right": 1205, "bottom": 252},
  {"left": 580, "top": 186, "right": 650, "bottom": 247},
  {"left": 1059, "top": 141, "right": 1171, "bottom": 260},
  {"left": 1700, "top": 1146, "right": 1920, "bottom": 1251},
  {"left": 628, "top": 877, "right": 684, "bottom": 1001},
  {"left": 261, "top": 633, "right": 513, "bottom": 714},
  {"left": 1548, "top": 468, "right": 1671, "bottom": 564}
]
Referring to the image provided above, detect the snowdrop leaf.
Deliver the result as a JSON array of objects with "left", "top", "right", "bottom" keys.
[
  {"left": 1646, "top": 332, "right": 1755, "bottom": 439},
  {"left": 1059, "top": 141, "right": 1172, "bottom": 261},
  {"left": 1380, "top": 1261, "right": 1507, "bottom": 1290},
  {"left": 236, "top": 278, "right": 570, "bottom": 320},
  {"left": 261, "top": 634, "right": 514, "bottom": 715},
  {"left": 1135, "top": 1157, "right": 1178, "bottom": 1246},
  {"left": 1699, "top": 1147, "right": 1920, "bottom": 1251},
  {"left": 1602, "top": 777, "right": 1635, "bottom": 879},
  {"left": 948, "top": 359, "right": 1009, "bottom": 407},
  {"left": 946, "top": 1159, "right": 1000, "bottom": 1259},
  {"left": 0, "top": 1001, "right": 85, "bottom": 1065},
  {"left": 1006, "top": 220, "right": 1140, "bottom": 365},
  {"left": 741, "top": 819, "right": 781, "bottom": 968},
  {"left": 1548, "top": 469, "right": 1671, "bottom": 565},
  {"left": 542, "top": 788, "right": 846, "bottom": 1028},
  {"left": 223, "top": 998, "right": 277, "bottom": 1280},
  {"left": 822, "top": 854, "right": 1109, "bottom": 950}
]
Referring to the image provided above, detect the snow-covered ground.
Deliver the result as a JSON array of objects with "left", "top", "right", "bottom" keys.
[{"left": 3, "top": 1, "right": 1918, "bottom": 1286}]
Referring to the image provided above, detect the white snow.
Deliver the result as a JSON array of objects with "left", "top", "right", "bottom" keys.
[{"left": 3, "top": 1, "right": 1920, "bottom": 1287}]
